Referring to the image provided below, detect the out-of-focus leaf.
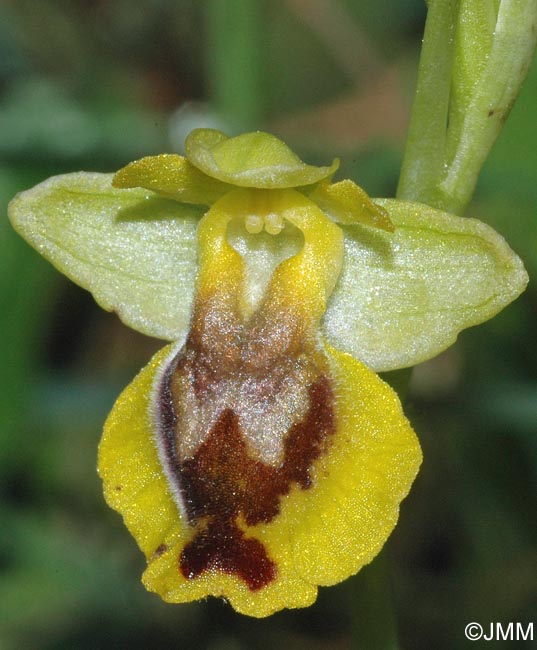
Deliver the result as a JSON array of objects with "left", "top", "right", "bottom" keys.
[
  {"left": 0, "top": 170, "right": 58, "bottom": 466},
  {"left": 0, "top": 509, "right": 200, "bottom": 646},
  {"left": 0, "top": 79, "right": 167, "bottom": 162}
]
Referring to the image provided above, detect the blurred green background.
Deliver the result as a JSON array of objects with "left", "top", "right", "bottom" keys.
[{"left": 1, "top": 1, "right": 536, "bottom": 649}]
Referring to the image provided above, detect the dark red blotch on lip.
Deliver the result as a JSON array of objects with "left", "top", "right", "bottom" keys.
[
  {"left": 157, "top": 297, "right": 336, "bottom": 591},
  {"left": 180, "top": 378, "right": 333, "bottom": 589}
]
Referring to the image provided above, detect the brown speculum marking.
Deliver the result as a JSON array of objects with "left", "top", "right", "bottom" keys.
[{"left": 156, "top": 292, "right": 336, "bottom": 591}]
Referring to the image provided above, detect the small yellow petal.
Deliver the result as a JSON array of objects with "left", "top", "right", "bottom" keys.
[
  {"left": 113, "top": 153, "right": 230, "bottom": 205},
  {"left": 311, "top": 179, "right": 395, "bottom": 231}
]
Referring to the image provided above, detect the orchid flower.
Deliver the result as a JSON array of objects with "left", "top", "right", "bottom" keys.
[{"left": 8, "top": 129, "right": 527, "bottom": 617}]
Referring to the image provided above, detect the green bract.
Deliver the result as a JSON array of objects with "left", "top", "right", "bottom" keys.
[
  {"left": 398, "top": 0, "right": 537, "bottom": 213},
  {"left": 444, "top": 0, "right": 537, "bottom": 210},
  {"left": 8, "top": 129, "right": 528, "bottom": 372}
]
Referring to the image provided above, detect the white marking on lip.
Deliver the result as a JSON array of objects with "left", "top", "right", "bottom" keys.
[{"left": 149, "top": 338, "right": 190, "bottom": 520}]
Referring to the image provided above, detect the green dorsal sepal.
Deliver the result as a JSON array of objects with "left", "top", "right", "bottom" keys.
[{"left": 185, "top": 129, "right": 339, "bottom": 189}]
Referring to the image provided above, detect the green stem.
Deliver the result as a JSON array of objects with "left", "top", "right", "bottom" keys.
[
  {"left": 346, "top": 368, "right": 411, "bottom": 650},
  {"left": 205, "top": 0, "right": 265, "bottom": 130},
  {"left": 348, "top": 6, "right": 461, "bottom": 646},
  {"left": 348, "top": 550, "right": 399, "bottom": 650},
  {"left": 397, "top": 0, "right": 460, "bottom": 205}
]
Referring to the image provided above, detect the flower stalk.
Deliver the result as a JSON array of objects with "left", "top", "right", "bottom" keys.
[
  {"left": 397, "top": 0, "right": 460, "bottom": 207},
  {"left": 348, "top": 551, "right": 399, "bottom": 650},
  {"left": 205, "top": 0, "right": 265, "bottom": 130}
]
